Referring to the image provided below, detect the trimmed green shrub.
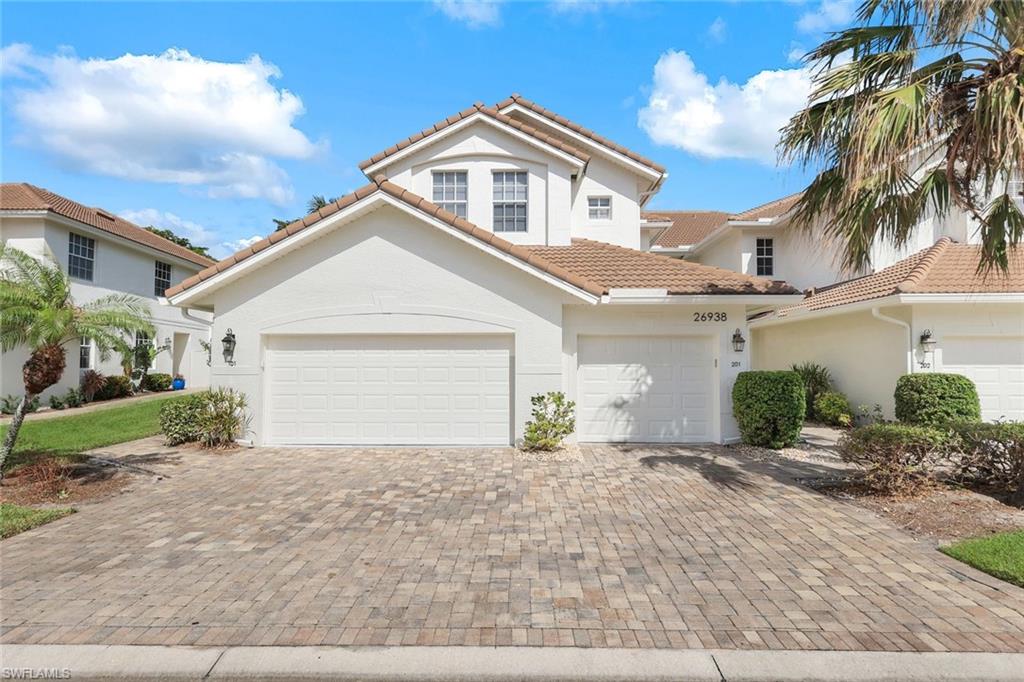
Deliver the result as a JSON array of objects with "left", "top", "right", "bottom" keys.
[
  {"left": 522, "top": 391, "right": 576, "bottom": 451},
  {"left": 159, "top": 394, "right": 207, "bottom": 445},
  {"left": 142, "top": 373, "right": 173, "bottom": 392},
  {"left": 94, "top": 375, "right": 132, "bottom": 401},
  {"left": 894, "top": 373, "right": 980, "bottom": 426},
  {"left": 948, "top": 421, "right": 1024, "bottom": 504},
  {"left": 199, "top": 388, "right": 250, "bottom": 447},
  {"left": 791, "top": 362, "right": 833, "bottom": 419},
  {"left": 48, "top": 394, "right": 66, "bottom": 410},
  {"left": 839, "top": 423, "right": 948, "bottom": 494},
  {"left": 732, "top": 371, "right": 806, "bottom": 449},
  {"left": 814, "top": 391, "right": 853, "bottom": 427},
  {"left": 62, "top": 388, "right": 84, "bottom": 409}
]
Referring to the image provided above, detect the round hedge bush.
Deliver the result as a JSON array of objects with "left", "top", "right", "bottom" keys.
[
  {"left": 732, "top": 370, "right": 806, "bottom": 449},
  {"left": 814, "top": 390, "right": 853, "bottom": 427},
  {"left": 894, "top": 373, "right": 980, "bottom": 426}
]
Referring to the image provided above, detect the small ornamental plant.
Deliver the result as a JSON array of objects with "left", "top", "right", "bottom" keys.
[{"left": 522, "top": 392, "right": 576, "bottom": 451}]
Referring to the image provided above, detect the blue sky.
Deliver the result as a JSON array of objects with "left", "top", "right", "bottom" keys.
[{"left": 1, "top": 1, "right": 855, "bottom": 257}]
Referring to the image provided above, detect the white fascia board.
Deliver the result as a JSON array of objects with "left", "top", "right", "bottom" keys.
[
  {"left": 747, "top": 295, "right": 904, "bottom": 328},
  {"left": 601, "top": 293, "right": 806, "bottom": 305},
  {"left": 4, "top": 210, "right": 211, "bottom": 271},
  {"left": 649, "top": 246, "right": 692, "bottom": 255},
  {"left": 168, "top": 193, "right": 599, "bottom": 308},
  {"left": 499, "top": 103, "right": 664, "bottom": 183},
  {"left": 729, "top": 218, "right": 784, "bottom": 228},
  {"left": 641, "top": 220, "right": 673, "bottom": 230},
  {"left": 360, "top": 113, "right": 586, "bottom": 177},
  {"left": 896, "top": 293, "right": 1024, "bottom": 303}
]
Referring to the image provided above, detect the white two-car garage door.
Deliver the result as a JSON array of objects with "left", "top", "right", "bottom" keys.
[
  {"left": 577, "top": 335, "right": 714, "bottom": 443},
  {"left": 942, "top": 336, "right": 1024, "bottom": 422},
  {"left": 265, "top": 335, "right": 511, "bottom": 445}
]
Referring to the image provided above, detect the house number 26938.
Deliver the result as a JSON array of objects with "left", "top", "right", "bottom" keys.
[{"left": 693, "top": 312, "right": 727, "bottom": 322}]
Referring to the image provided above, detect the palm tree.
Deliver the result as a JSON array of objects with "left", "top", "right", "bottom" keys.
[
  {"left": 780, "top": 0, "right": 1024, "bottom": 272},
  {"left": 274, "top": 195, "right": 341, "bottom": 231},
  {"left": 0, "top": 245, "right": 154, "bottom": 477}
]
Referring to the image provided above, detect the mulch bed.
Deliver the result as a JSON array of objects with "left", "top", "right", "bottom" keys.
[
  {"left": 814, "top": 479, "right": 1024, "bottom": 542},
  {"left": 0, "top": 458, "right": 133, "bottom": 507}
]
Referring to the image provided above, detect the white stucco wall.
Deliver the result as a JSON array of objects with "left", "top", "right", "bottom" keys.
[
  {"left": 563, "top": 304, "right": 751, "bottom": 442},
  {"left": 380, "top": 121, "right": 575, "bottom": 246},
  {"left": 752, "top": 308, "right": 910, "bottom": 418},
  {"left": 569, "top": 158, "right": 644, "bottom": 250},
  {"left": 200, "top": 204, "right": 577, "bottom": 445},
  {"left": 911, "top": 302, "right": 1024, "bottom": 372},
  {"left": 0, "top": 215, "right": 211, "bottom": 400}
]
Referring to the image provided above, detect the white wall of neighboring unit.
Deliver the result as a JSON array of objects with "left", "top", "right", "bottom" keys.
[
  {"left": 380, "top": 121, "right": 575, "bottom": 246},
  {"left": 201, "top": 203, "right": 574, "bottom": 445},
  {"left": 751, "top": 308, "right": 910, "bottom": 418},
  {"left": 563, "top": 304, "right": 751, "bottom": 442},
  {"left": 569, "top": 159, "right": 645, "bottom": 250},
  {"left": 0, "top": 214, "right": 211, "bottom": 400}
]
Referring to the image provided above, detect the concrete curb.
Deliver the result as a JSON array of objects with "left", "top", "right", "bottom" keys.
[{"left": 2, "top": 645, "right": 1023, "bottom": 682}]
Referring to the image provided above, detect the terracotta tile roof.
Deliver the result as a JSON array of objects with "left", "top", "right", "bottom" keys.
[
  {"left": 731, "top": 192, "right": 803, "bottom": 221},
  {"left": 166, "top": 177, "right": 798, "bottom": 300},
  {"left": 643, "top": 210, "right": 731, "bottom": 248},
  {"left": 358, "top": 103, "right": 590, "bottom": 171},
  {"left": 780, "top": 237, "right": 1024, "bottom": 314},
  {"left": 0, "top": 183, "right": 214, "bottom": 268},
  {"left": 523, "top": 239, "right": 799, "bottom": 295},
  {"left": 496, "top": 94, "right": 666, "bottom": 174}
]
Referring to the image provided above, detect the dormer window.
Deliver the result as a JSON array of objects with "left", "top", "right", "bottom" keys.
[
  {"left": 432, "top": 171, "right": 468, "bottom": 218},
  {"left": 588, "top": 196, "right": 612, "bottom": 220},
  {"left": 493, "top": 171, "right": 528, "bottom": 232},
  {"left": 756, "top": 238, "right": 774, "bottom": 277}
]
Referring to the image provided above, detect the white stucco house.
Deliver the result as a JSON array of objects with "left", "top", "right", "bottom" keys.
[
  {"left": 165, "top": 97, "right": 805, "bottom": 447},
  {"left": 0, "top": 183, "right": 214, "bottom": 400}
]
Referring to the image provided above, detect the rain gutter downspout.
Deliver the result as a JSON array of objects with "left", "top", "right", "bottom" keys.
[{"left": 871, "top": 307, "right": 913, "bottom": 373}]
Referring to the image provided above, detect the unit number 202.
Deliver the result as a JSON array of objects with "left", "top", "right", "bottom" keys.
[{"left": 693, "top": 312, "right": 727, "bottom": 322}]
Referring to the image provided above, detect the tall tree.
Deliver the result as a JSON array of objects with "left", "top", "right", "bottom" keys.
[
  {"left": 0, "top": 246, "right": 154, "bottom": 477},
  {"left": 144, "top": 226, "right": 211, "bottom": 258},
  {"left": 780, "top": 0, "right": 1024, "bottom": 272}
]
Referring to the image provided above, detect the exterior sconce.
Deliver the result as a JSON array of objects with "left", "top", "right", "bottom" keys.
[
  {"left": 732, "top": 328, "right": 746, "bottom": 353},
  {"left": 919, "top": 329, "right": 936, "bottom": 368},
  {"left": 221, "top": 328, "right": 237, "bottom": 366}
]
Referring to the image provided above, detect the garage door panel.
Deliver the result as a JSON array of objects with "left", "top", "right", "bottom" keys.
[
  {"left": 577, "top": 335, "right": 713, "bottom": 443},
  {"left": 943, "top": 336, "right": 1024, "bottom": 422},
  {"left": 266, "top": 335, "right": 512, "bottom": 445}
]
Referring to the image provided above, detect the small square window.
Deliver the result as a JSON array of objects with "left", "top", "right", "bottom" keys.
[
  {"left": 154, "top": 261, "right": 171, "bottom": 296},
  {"left": 68, "top": 233, "right": 95, "bottom": 281},
  {"left": 432, "top": 171, "right": 468, "bottom": 218},
  {"left": 588, "top": 196, "right": 612, "bottom": 220},
  {"left": 756, "top": 238, "right": 774, "bottom": 277}
]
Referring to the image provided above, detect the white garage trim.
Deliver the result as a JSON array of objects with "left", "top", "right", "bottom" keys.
[
  {"left": 576, "top": 335, "right": 716, "bottom": 443},
  {"left": 941, "top": 335, "right": 1024, "bottom": 422},
  {"left": 263, "top": 334, "right": 513, "bottom": 446}
]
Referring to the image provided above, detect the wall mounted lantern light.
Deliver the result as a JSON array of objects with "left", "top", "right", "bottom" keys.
[
  {"left": 732, "top": 329, "right": 746, "bottom": 353},
  {"left": 919, "top": 329, "right": 936, "bottom": 368},
  {"left": 221, "top": 328, "right": 237, "bottom": 366}
]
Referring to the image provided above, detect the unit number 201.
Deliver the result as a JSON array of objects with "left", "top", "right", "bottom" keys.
[{"left": 693, "top": 312, "right": 727, "bottom": 322}]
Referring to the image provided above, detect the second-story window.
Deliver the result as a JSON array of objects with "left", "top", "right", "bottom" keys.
[
  {"left": 154, "top": 260, "right": 172, "bottom": 296},
  {"left": 432, "top": 171, "right": 468, "bottom": 218},
  {"left": 68, "top": 233, "right": 95, "bottom": 281},
  {"left": 493, "top": 171, "right": 528, "bottom": 232},
  {"left": 79, "top": 337, "right": 93, "bottom": 370},
  {"left": 588, "top": 196, "right": 612, "bottom": 220},
  {"left": 756, "top": 237, "right": 774, "bottom": 277}
]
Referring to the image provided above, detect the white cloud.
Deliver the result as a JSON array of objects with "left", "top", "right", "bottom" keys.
[
  {"left": 119, "top": 208, "right": 264, "bottom": 259},
  {"left": 797, "top": 0, "right": 855, "bottom": 33},
  {"left": 220, "top": 234, "right": 264, "bottom": 255},
  {"left": 433, "top": 0, "right": 502, "bottom": 28},
  {"left": 548, "top": 0, "right": 630, "bottom": 15},
  {"left": 637, "top": 50, "right": 812, "bottom": 165},
  {"left": 787, "top": 42, "right": 808, "bottom": 63},
  {"left": 707, "top": 17, "right": 727, "bottom": 43},
  {"left": 1, "top": 44, "right": 320, "bottom": 205}
]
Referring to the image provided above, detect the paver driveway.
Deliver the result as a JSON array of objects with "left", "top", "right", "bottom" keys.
[{"left": 3, "top": 439, "right": 1024, "bottom": 651}]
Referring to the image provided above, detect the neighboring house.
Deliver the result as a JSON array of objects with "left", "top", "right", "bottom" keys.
[
  {"left": 646, "top": 192, "right": 987, "bottom": 291},
  {"left": 751, "top": 238, "right": 1024, "bottom": 421},
  {"left": 167, "top": 96, "right": 803, "bottom": 447},
  {"left": 0, "top": 183, "right": 214, "bottom": 400}
]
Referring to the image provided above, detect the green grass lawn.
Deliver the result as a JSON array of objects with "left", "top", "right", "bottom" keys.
[
  {"left": 941, "top": 530, "right": 1024, "bottom": 587},
  {"left": 1, "top": 395, "right": 183, "bottom": 472},
  {"left": 0, "top": 503, "right": 74, "bottom": 539}
]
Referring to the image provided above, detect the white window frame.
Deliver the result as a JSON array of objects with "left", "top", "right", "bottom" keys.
[
  {"left": 154, "top": 260, "right": 172, "bottom": 297},
  {"left": 79, "top": 337, "right": 93, "bottom": 370},
  {"left": 432, "top": 170, "right": 468, "bottom": 218},
  {"left": 492, "top": 170, "right": 528, "bottom": 233},
  {"left": 588, "top": 196, "right": 612, "bottom": 220},
  {"left": 68, "top": 232, "right": 95, "bottom": 281},
  {"left": 755, "top": 237, "right": 774, "bottom": 277}
]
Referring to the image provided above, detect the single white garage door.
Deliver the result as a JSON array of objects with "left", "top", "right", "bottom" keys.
[
  {"left": 266, "top": 335, "right": 511, "bottom": 445},
  {"left": 577, "top": 335, "right": 714, "bottom": 443},
  {"left": 942, "top": 336, "right": 1024, "bottom": 422}
]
